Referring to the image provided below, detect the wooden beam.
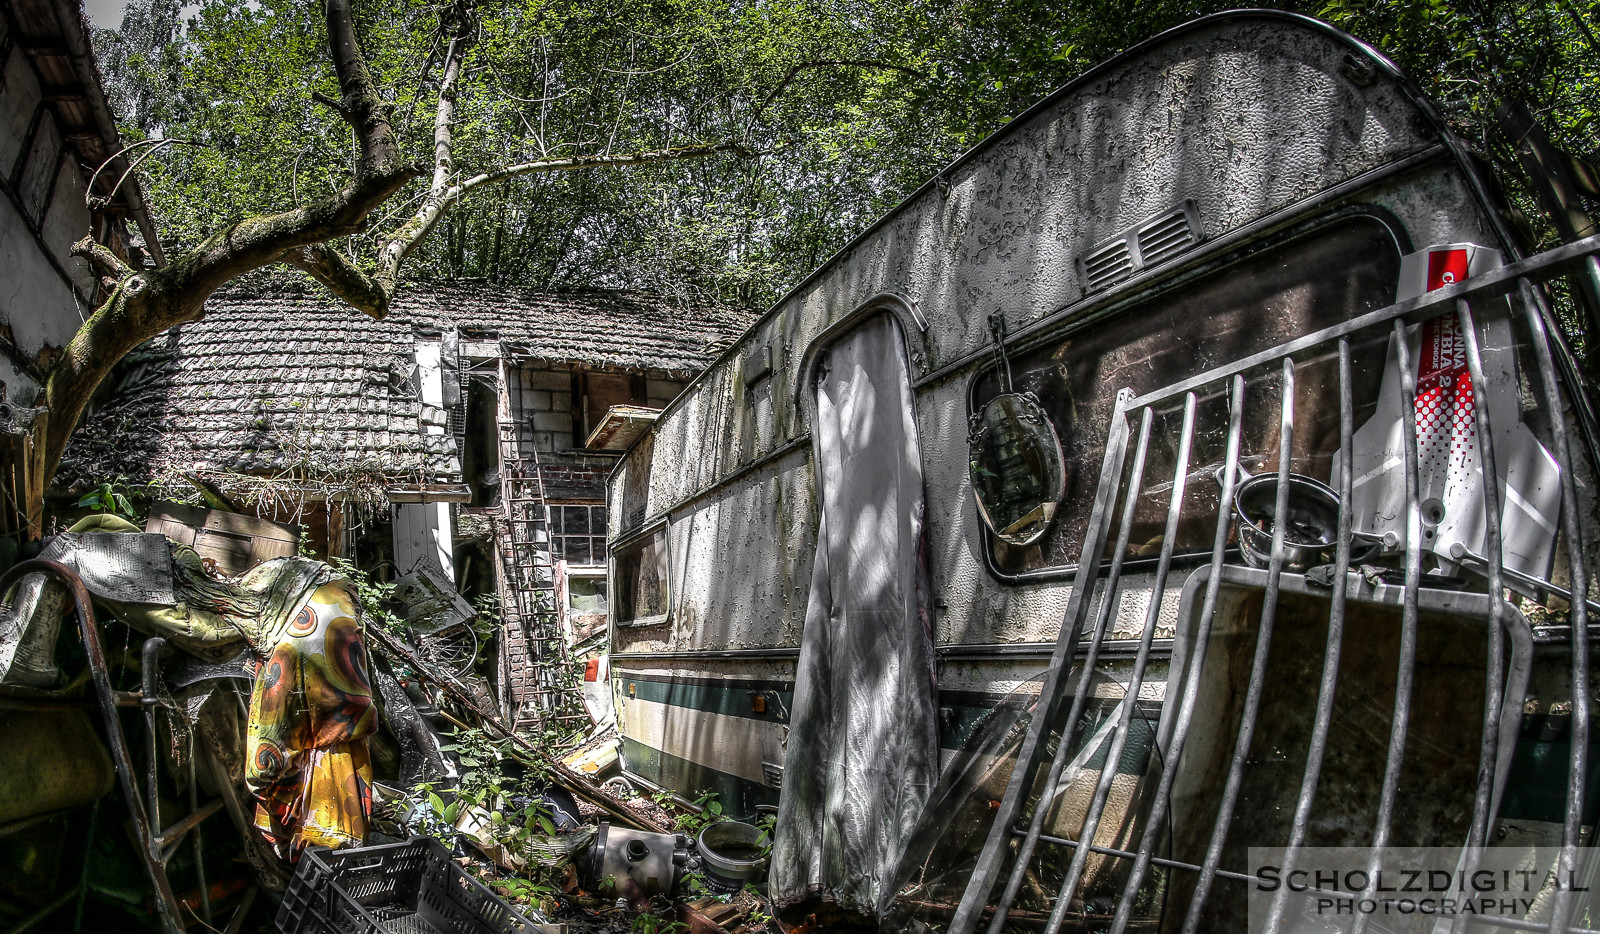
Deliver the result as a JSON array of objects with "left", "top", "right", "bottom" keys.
[{"left": 41, "top": 87, "right": 87, "bottom": 104}]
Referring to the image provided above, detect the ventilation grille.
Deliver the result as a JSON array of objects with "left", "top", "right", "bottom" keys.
[
  {"left": 1081, "top": 240, "right": 1136, "bottom": 293},
  {"left": 1076, "top": 201, "right": 1202, "bottom": 294},
  {"left": 1137, "top": 205, "right": 1199, "bottom": 266}
]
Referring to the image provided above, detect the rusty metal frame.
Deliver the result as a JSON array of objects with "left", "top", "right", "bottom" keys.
[
  {"left": 0, "top": 559, "right": 220, "bottom": 934},
  {"left": 948, "top": 234, "right": 1600, "bottom": 933}
]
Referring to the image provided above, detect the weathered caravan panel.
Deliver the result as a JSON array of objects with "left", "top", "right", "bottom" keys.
[{"left": 608, "top": 10, "right": 1598, "bottom": 931}]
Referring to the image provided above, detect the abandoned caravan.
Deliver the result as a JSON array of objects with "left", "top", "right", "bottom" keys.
[{"left": 604, "top": 11, "right": 1600, "bottom": 933}]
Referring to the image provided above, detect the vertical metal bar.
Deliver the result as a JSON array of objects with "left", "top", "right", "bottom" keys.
[
  {"left": 1039, "top": 393, "right": 1198, "bottom": 934},
  {"left": 988, "top": 406, "right": 1156, "bottom": 931},
  {"left": 1446, "top": 298, "right": 1509, "bottom": 934},
  {"left": 0, "top": 561, "right": 185, "bottom": 933},
  {"left": 1262, "top": 341, "right": 1354, "bottom": 933},
  {"left": 1516, "top": 278, "right": 1592, "bottom": 934},
  {"left": 144, "top": 717, "right": 161, "bottom": 859},
  {"left": 1180, "top": 359, "right": 1297, "bottom": 932},
  {"left": 949, "top": 390, "right": 1138, "bottom": 934},
  {"left": 1109, "top": 375, "right": 1248, "bottom": 934},
  {"left": 189, "top": 751, "right": 210, "bottom": 925},
  {"left": 1349, "top": 319, "right": 1425, "bottom": 934}
]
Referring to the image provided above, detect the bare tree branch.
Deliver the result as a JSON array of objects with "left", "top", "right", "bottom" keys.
[
  {"left": 324, "top": 0, "right": 403, "bottom": 179},
  {"left": 281, "top": 244, "right": 390, "bottom": 319},
  {"left": 465, "top": 140, "right": 752, "bottom": 191},
  {"left": 430, "top": 33, "right": 468, "bottom": 195},
  {"left": 70, "top": 236, "right": 133, "bottom": 281},
  {"left": 311, "top": 90, "right": 352, "bottom": 120},
  {"left": 373, "top": 16, "right": 471, "bottom": 296},
  {"left": 85, "top": 138, "right": 203, "bottom": 218}
]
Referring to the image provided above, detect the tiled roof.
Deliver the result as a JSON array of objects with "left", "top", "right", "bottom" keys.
[
  {"left": 394, "top": 279, "right": 754, "bottom": 375},
  {"left": 58, "top": 280, "right": 754, "bottom": 489}
]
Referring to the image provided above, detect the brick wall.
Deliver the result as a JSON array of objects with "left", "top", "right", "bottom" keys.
[
  {"left": 502, "top": 622, "right": 545, "bottom": 725},
  {"left": 538, "top": 456, "right": 613, "bottom": 500}
]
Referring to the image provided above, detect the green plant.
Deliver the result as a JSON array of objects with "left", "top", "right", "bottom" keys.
[
  {"left": 328, "top": 556, "right": 405, "bottom": 636},
  {"left": 643, "top": 788, "right": 729, "bottom": 836},
  {"left": 743, "top": 892, "right": 774, "bottom": 929},
  {"left": 680, "top": 867, "right": 712, "bottom": 899},
  {"left": 410, "top": 782, "right": 458, "bottom": 842},
  {"left": 73, "top": 477, "right": 153, "bottom": 521},
  {"left": 420, "top": 723, "right": 581, "bottom": 866},
  {"left": 685, "top": 791, "right": 724, "bottom": 833},
  {"left": 630, "top": 913, "right": 686, "bottom": 934},
  {"left": 490, "top": 873, "right": 560, "bottom": 904},
  {"left": 469, "top": 590, "right": 502, "bottom": 642}
]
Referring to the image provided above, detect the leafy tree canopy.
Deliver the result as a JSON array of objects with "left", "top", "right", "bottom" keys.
[
  {"left": 36, "top": 0, "right": 1593, "bottom": 489},
  {"left": 93, "top": 0, "right": 1600, "bottom": 310}
]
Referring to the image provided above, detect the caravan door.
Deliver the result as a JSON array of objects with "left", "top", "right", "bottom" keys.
[{"left": 771, "top": 312, "right": 940, "bottom": 924}]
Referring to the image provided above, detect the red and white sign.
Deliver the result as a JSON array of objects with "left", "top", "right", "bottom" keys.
[{"left": 1426, "top": 247, "right": 1470, "bottom": 291}]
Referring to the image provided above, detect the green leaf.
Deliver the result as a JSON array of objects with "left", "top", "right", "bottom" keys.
[
  {"left": 428, "top": 791, "right": 445, "bottom": 815},
  {"left": 538, "top": 815, "right": 555, "bottom": 836},
  {"left": 443, "top": 801, "right": 460, "bottom": 823}
]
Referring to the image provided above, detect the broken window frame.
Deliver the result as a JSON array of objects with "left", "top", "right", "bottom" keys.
[
  {"left": 610, "top": 520, "right": 671, "bottom": 629},
  {"left": 548, "top": 501, "right": 607, "bottom": 567}
]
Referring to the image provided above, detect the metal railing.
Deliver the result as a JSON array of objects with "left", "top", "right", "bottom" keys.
[{"left": 948, "top": 234, "right": 1600, "bottom": 934}]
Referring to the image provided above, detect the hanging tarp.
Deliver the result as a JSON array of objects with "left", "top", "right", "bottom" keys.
[{"left": 771, "top": 313, "right": 939, "bottom": 926}]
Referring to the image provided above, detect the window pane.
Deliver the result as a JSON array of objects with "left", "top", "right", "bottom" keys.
[
  {"left": 613, "top": 527, "right": 668, "bottom": 624},
  {"left": 567, "top": 575, "right": 608, "bottom": 614},
  {"left": 973, "top": 220, "right": 1401, "bottom": 575}
]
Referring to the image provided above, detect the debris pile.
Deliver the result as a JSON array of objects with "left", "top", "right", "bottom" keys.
[{"left": 0, "top": 510, "right": 775, "bottom": 934}]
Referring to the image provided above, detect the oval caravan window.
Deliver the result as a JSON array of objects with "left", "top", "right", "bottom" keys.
[{"left": 968, "top": 393, "right": 1066, "bottom": 545}]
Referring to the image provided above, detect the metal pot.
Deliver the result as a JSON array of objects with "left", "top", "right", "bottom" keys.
[
  {"left": 696, "top": 820, "right": 770, "bottom": 894},
  {"left": 1232, "top": 472, "right": 1343, "bottom": 572}
]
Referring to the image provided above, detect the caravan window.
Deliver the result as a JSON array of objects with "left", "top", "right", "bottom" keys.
[
  {"left": 972, "top": 217, "right": 1403, "bottom": 578},
  {"left": 612, "top": 524, "right": 669, "bottom": 626}
]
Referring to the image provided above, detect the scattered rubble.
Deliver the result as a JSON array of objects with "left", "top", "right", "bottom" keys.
[{"left": 0, "top": 513, "right": 775, "bottom": 934}]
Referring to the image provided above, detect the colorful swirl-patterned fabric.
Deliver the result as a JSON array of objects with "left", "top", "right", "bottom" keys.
[{"left": 245, "top": 580, "right": 377, "bottom": 859}]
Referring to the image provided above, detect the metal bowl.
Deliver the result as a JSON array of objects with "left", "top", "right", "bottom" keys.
[{"left": 1233, "top": 472, "right": 1341, "bottom": 572}]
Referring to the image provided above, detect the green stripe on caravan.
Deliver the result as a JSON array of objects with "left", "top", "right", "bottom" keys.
[
  {"left": 620, "top": 674, "right": 793, "bottom": 723},
  {"left": 621, "top": 675, "right": 1160, "bottom": 774}
]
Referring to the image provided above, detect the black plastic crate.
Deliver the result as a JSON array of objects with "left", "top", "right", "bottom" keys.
[{"left": 276, "top": 836, "right": 547, "bottom": 934}]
